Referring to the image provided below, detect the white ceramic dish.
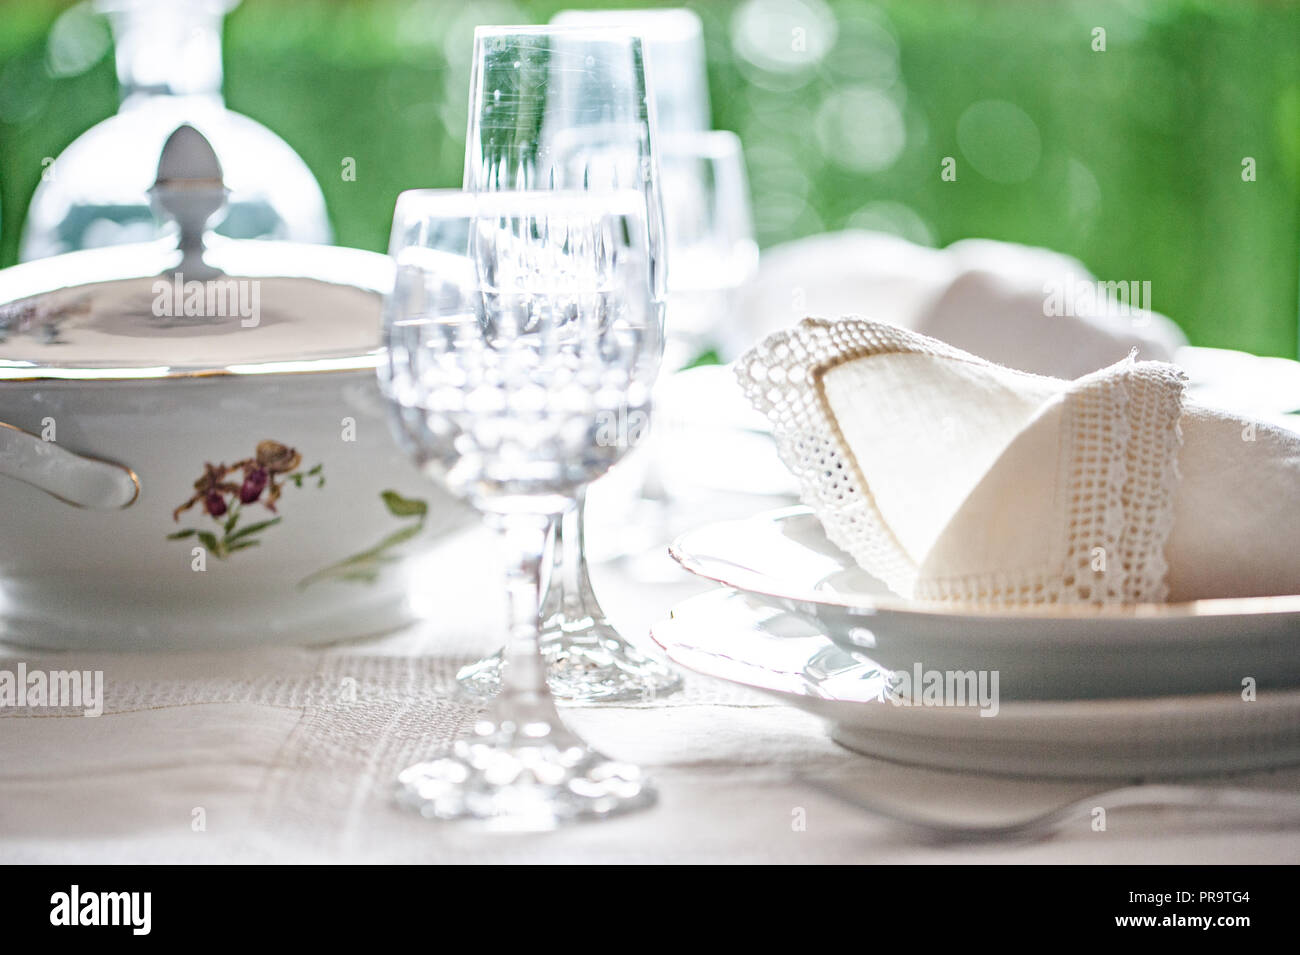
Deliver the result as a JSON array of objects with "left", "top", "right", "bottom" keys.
[
  {"left": 0, "top": 126, "right": 469, "bottom": 649},
  {"left": 669, "top": 507, "right": 1300, "bottom": 700},
  {"left": 0, "top": 253, "right": 470, "bottom": 650},
  {"left": 652, "top": 589, "right": 1300, "bottom": 778}
]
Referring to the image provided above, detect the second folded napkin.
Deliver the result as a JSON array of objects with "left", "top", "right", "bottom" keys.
[{"left": 738, "top": 318, "right": 1300, "bottom": 606}]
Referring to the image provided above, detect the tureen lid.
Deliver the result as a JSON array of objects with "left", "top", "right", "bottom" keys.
[
  {"left": 0, "top": 240, "right": 392, "bottom": 381},
  {"left": 0, "top": 124, "right": 392, "bottom": 381}
]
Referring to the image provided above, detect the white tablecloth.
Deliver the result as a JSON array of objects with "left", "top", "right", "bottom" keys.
[{"left": 3, "top": 517, "right": 1299, "bottom": 865}]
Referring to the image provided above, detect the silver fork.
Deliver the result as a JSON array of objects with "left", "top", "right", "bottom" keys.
[{"left": 801, "top": 778, "right": 1300, "bottom": 844}]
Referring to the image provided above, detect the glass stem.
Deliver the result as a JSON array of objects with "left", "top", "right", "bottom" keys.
[
  {"left": 571, "top": 492, "right": 610, "bottom": 626},
  {"left": 492, "top": 511, "right": 555, "bottom": 705},
  {"left": 542, "top": 488, "right": 606, "bottom": 634}
]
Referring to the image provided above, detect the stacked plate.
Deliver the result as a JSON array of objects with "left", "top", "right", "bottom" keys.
[{"left": 658, "top": 507, "right": 1300, "bottom": 779}]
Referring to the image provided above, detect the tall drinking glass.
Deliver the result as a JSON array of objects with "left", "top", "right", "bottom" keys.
[
  {"left": 458, "top": 26, "right": 682, "bottom": 703},
  {"left": 382, "top": 189, "right": 659, "bottom": 827},
  {"left": 607, "top": 130, "right": 760, "bottom": 583},
  {"left": 659, "top": 129, "right": 759, "bottom": 367},
  {"left": 550, "top": 8, "right": 712, "bottom": 138}
]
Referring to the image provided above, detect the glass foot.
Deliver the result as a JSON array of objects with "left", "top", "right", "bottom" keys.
[
  {"left": 457, "top": 626, "right": 685, "bottom": 703},
  {"left": 396, "top": 717, "right": 655, "bottom": 829}
]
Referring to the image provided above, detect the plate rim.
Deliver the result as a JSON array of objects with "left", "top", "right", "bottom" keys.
[
  {"left": 669, "top": 506, "right": 1300, "bottom": 622},
  {"left": 653, "top": 589, "right": 1300, "bottom": 721}
]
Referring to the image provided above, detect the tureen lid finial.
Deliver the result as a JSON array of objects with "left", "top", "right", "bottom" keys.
[{"left": 150, "top": 123, "right": 228, "bottom": 282}]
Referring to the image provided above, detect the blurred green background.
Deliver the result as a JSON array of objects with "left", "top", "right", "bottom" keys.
[{"left": 1, "top": 0, "right": 1297, "bottom": 355}]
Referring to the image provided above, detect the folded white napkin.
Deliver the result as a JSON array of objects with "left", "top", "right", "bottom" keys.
[
  {"left": 738, "top": 318, "right": 1300, "bottom": 605},
  {"left": 738, "top": 231, "right": 1187, "bottom": 379}
]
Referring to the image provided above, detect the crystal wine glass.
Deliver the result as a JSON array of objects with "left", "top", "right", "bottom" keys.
[
  {"left": 456, "top": 25, "right": 682, "bottom": 704},
  {"left": 382, "top": 188, "right": 660, "bottom": 827}
]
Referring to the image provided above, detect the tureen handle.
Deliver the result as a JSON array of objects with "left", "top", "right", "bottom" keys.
[{"left": 0, "top": 421, "right": 139, "bottom": 510}]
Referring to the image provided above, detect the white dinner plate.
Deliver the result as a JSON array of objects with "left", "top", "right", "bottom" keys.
[
  {"left": 651, "top": 589, "right": 1300, "bottom": 779},
  {"left": 669, "top": 507, "right": 1300, "bottom": 700}
]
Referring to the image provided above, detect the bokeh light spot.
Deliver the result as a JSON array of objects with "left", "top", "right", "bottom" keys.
[
  {"left": 825, "top": 11, "right": 899, "bottom": 88},
  {"left": 1064, "top": 157, "right": 1102, "bottom": 233},
  {"left": 956, "top": 99, "right": 1042, "bottom": 184},
  {"left": 731, "top": 0, "right": 838, "bottom": 75},
  {"left": 46, "top": 1, "right": 111, "bottom": 79},
  {"left": 815, "top": 86, "right": 905, "bottom": 173}
]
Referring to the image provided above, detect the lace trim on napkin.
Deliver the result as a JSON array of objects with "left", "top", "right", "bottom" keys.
[{"left": 736, "top": 318, "right": 1186, "bottom": 607}]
